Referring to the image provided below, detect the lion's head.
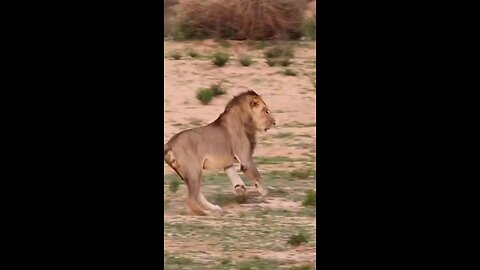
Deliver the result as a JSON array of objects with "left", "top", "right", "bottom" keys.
[
  {"left": 224, "top": 90, "right": 276, "bottom": 132},
  {"left": 249, "top": 93, "right": 276, "bottom": 132}
]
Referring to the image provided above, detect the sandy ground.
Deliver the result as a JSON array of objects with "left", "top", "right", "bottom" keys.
[{"left": 164, "top": 39, "right": 316, "bottom": 269}]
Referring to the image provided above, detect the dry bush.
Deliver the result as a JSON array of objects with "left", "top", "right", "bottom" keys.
[
  {"left": 164, "top": 0, "right": 179, "bottom": 36},
  {"left": 172, "top": 0, "right": 307, "bottom": 40}
]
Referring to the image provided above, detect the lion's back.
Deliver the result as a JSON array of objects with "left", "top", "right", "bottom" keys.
[{"left": 166, "top": 124, "right": 232, "bottom": 156}]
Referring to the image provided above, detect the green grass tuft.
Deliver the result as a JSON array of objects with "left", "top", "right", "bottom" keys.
[
  {"left": 196, "top": 88, "right": 215, "bottom": 104},
  {"left": 302, "top": 189, "right": 316, "bottom": 207},
  {"left": 210, "top": 83, "right": 226, "bottom": 96},
  {"left": 169, "top": 178, "right": 181, "bottom": 193},
  {"left": 239, "top": 55, "right": 253, "bottom": 66},
  {"left": 187, "top": 49, "right": 199, "bottom": 58},
  {"left": 282, "top": 68, "right": 297, "bottom": 76},
  {"left": 287, "top": 232, "right": 309, "bottom": 246},
  {"left": 264, "top": 45, "right": 294, "bottom": 58},
  {"left": 212, "top": 52, "right": 230, "bottom": 67}
]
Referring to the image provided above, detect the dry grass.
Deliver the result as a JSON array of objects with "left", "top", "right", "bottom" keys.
[{"left": 172, "top": 0, "right": 307, "bottom": 40}]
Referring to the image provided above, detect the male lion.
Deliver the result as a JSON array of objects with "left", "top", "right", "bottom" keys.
[{"left": 164, "top": 90, "right": 276, "bottom": 215}]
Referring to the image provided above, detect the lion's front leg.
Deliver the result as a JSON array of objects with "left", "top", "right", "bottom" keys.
[
  {"left": 233, "top": 143, "right": 268, "bottom": 196},
  {"left": 225, "top": 165, "right": 247, "bottom": 197},
  {"left": 240, "top": 162, "right": 268, "bottom": 197}
]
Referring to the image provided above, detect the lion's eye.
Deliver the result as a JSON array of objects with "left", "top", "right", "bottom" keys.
[{"left": 266, "top": 110, "right": 270, "bottom": 115}]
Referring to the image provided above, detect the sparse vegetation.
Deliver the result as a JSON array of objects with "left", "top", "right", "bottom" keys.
[
  {"left": 266, "top": 58, "right": 277, "bottom": 67},
  {"left": 196, "top": 88, "right": 214, "bottom": 104},
  {"left": 287, "top": 232, "right": 309, "bottom": 246},
  {"left": 290, "top": 265, "right": 313, "bottom": 270},
  {"left": 237, "top": 257, "right": 281, "bottom": 270},
  {"left": 239, "top": 55, "right": 253, "bottom": 66},
  {"left": 264, "top": 45, "right": 294, "bottom": 67},
  {"left": 290, "top": 168, "right": 316, "bottom": 180},
  {"left": 220, "top": 258, "right": 232, "bottom": 265},
  {"left": 247, "top": 40, "right": 270, "bottom": 50},
  {"left": 171, "top": 51, "right": 181, "bottom": 60},
  {"left": 278, "top": 57, "right": 292, "bottom": 67},
  {"left": 264, "top": 45, "right": 294, "bottom": 58},
  {"left": 283, "top": 68, "right": 298, "bottom": 76},
  {"left": 210, "top": 83, "right": 226, "bottom": 96},
  {"left": 208, "top": 193, "right": 246, "bottom": 206},
  {"left": 302, "top": 189, "right": 316, "bottom": 207},
  {"left": 212, "top": 52, "right": 230, "bottom": 67},
  {"left": 215, "top": 39, "right": 231, "bottom": 48},
  {"left": 169, "top": 178, "right": 181, "bottom": 193},
  {"left": 302, "top": 15, "right": 316, "bottom": 40},
  {"left": 195, "top": 83, "right": 227, "bottom": 104},
  {"left": 273, "top": 132, "right": 295, "bottom": 139},
  {"left": 254, "top": 156, "right": 294, "bottom": 164},
  {"left": 283, "top": 121, "right": 316, "bottom": 128},
  {"left": 187, "top": 49, "right": 199, "bottom": 58}
]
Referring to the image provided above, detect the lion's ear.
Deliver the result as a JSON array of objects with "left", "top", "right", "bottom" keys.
[{"left": 250, "top": 97, "right": 260, "bottom": 108}]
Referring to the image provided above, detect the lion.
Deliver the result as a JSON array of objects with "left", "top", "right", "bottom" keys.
[{"left": 164, "top": 90, "right": 276, "bottom": 215}]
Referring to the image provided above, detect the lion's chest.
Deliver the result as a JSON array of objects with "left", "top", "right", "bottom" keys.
[{"left": 202, "top": 154, "right": 236, "bottom": 171}]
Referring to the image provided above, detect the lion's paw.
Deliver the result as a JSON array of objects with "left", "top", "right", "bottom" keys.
[
  {"left": 233, "top": 184, "right": 247, "bottom": 197},
  {"left": 255, "top": 182, "right": 268, "bottom": 196},
  {"left": 210, "top": 207, "right": 227, "bottom": 216}
]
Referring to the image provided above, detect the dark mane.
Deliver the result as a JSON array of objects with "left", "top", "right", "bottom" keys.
[
  {"left": 211, "top": 90, "right": 259, "bottom": 153},
  {"left": 224, "top": 90, "right": 259, "bottom": 112}
]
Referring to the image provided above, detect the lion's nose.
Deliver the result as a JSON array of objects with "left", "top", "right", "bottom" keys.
[{"left": 273, "top": 121, "right": 276, "bottom": 126}]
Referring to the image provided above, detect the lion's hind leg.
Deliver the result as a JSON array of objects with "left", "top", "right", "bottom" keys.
[
  {"left": 198, "top": 193, "right": 224, "bottom": 214},
  {"left": 182, "top": 169, "right": 209, "bottom": 216}
]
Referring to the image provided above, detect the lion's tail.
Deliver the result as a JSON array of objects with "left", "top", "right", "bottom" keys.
[{"left": 164, "top": 145, "right": 185, "bottom": 181}]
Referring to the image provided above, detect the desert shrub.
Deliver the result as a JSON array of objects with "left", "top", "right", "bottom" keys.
[
  {"left": 282, "top": 68, "right": 297, "bottom": 76},
  {"left": 239, "top": 55, "right": 253, "bottom": 66},
  {"left": 172, "top": 0, "right": 307, "bottom": 40},
  {"left": 196, "top": 83, "right": 226, "bottom": 104},
  {"left": 215, "top": 39, "right": 231, "bottom": 48},
  {"left": 210, "top": 83, "right": 226, "bottom": 96},
  {"left": 302, "top": 15, "right": 316, "bottom": 40},
  {"left": 187, "top": 49, "right": 199, "bottom": 58},
  {"left": 287, "top": 232, "right": 309, "bottom": 246},
  {"left": 196, "top": 88, "right": 214, "bottom": 104},
  {"left": 171, "top": 51, "right": 181, "bottom": 60},
  {"left": 266, "top": 58, "right": 277, "bottom": 67},
  {"left": 264, "top": 45, "right": 294, "bottom": 58},
  {"left": 278, "top": 57, "right": 292, "bottom": 66},
  {"left": 212, "top": 52, "right": 230, "bottom": 66},
  {"left": 164, "top": 0, "right": 179, "bottom": 37},
  {"left": 302, "top": 189, "right": 316, "bottom": 207}
]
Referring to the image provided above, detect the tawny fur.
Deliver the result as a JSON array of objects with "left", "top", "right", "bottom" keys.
[{"left": 164, "top": 90, "right": 276, "bottom": 215}]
